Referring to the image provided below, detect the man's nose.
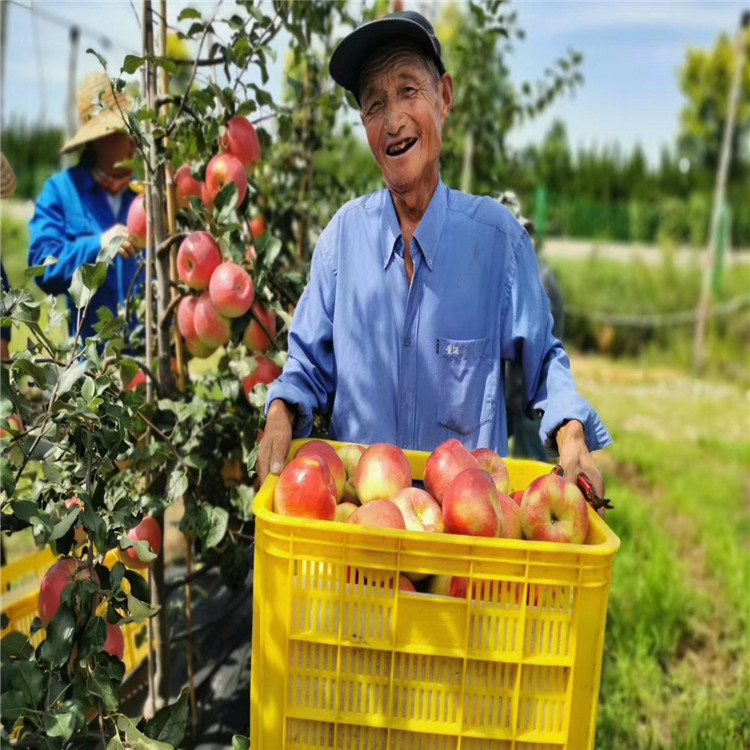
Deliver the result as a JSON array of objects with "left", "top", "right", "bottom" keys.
[{"left": 383, "top": 100, "right": 406, "bottom": 135}]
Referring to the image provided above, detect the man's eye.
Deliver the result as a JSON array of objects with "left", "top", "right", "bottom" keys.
[
  {"left": 366, "top": 101, "right": 383, "bottom": 115},
  {"left": 402, "top": 87, "right": 417, "bottom": 96}
]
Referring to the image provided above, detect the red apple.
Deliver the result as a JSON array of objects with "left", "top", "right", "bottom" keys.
[
  {"left": 391, "top": 487, "right": 443, "bottom": 533},
  {"left": 520, "top": 474, "right": 589, "bottom": 544},
  {"left": 176, "top": 295, "right": 200, "bottom": 340},
  {"left": 497, "top": 492, "right": 523, "bottom": 540},
  {"left": 177, "top": 231, "right": 222, "bottom": 290},
  {"left": 243, "top": 304, "right": 276, "bottom": 352},
  {"left": 242, "top": 355, "right": 282, "bottom": 402},
  {"left": 248, "top": 215, "right": 266, "bottom": 240},
  {"left": 297, "top": 440, "right": 347, "bottom": 502},
  {"left": 471, "top": 448, "right": 510, "bottom": 495},
  {"left": 443, "top": 468, "right": 501, "bottom": 538},
  {"left": 126, "top": 194, "right": 147, "bottom": 247},
  {"left": 424, "top": 439, "right": 479, "bottom": 506},
  {"left": 39, "top": 558, "right": 98, "bottom": 627},
  {"left": 118, "top": 515, "right": 162, "bottom": 570},
  {"left": 348, "top": 499, "right": 406, "bottom": 530},
  {"left": 511, "top": 490, "right": 525, "bottom": 507},
  {"left": 204, "top": 153, "right": 248, "bottom": 209},
  {"left": 273, "top": 455, "right": 337, "bottom": 521},
  {"left": 221, "top": 117, "right": 262, "bottom": 168},
  {"left": 193, "top": 292, "right": 231, "bottom": 349},
  {"left": 334, "top": 502, "right": 358, "bottom": 523},
  {"left": 174, "top": 164, "right": 203, "bottom": 208},
  {"left": 104, "top": 623, "right": 125, "bottom": 661},
  {"left": 354, "top": 443, "right": 412, "bottom": 505},
  {"left": 1, "top": 413, "right": 23, "bottom": 439},
  {"left": 209, "top": 262, "right": 254, "bottom": 318},
  {"left": 336, "top": 443, "right": 366, "bottom": 503}
]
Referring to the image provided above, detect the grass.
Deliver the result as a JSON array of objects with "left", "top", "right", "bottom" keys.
[{"left": 572, "top": 355, "right": 750, "bottom": 748}]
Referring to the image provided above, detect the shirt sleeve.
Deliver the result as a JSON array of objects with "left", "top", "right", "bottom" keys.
[
  {"left": 265, "top": 226, "right": 338, "bottom": 438},
  {"left": 28, "top": 177, "right": 102, "bottom": 296},
  {"left": 501, "top": 228, "right": 611, "bottom": 456}
]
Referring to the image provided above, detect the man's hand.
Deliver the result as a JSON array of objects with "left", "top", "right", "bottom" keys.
[
  {"left": 102, "top": 224, "right": 139, "bottom": 259},
  {"left": 555, "top": 420, "right": 606, "bottom": 518},
  {"left": 257, "top": 399, "right": 296, "bottom": 484}
]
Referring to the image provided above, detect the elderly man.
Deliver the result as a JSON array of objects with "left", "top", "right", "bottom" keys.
[{"left": 258, "top": 11, "right": 611, "bottom": 498}]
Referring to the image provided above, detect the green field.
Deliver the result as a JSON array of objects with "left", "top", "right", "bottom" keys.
[
  {"left": 574, "top": 356, "right": 750, "bottom": 748},
  {"left": 2, "top": 203, "right": 748, "bottom": 746}
]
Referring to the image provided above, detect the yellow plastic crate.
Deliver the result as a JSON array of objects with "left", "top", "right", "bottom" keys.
[
  {"left": 251, "top": 440, "right": 620, "bottom": 749},
  {"left": 1, "top": 549, "right": 151, "bottom": 676}
]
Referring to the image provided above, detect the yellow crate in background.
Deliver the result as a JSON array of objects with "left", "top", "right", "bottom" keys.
[
  {"left": 251, "top": 440, "right": 620, "bottom": 749},
  {"left": 1, "top": 548, "right": 151, "bottom": 676}
]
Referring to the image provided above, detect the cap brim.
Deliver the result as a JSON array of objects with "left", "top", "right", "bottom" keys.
[
  {"left": 60, "top": 110, "right": 129, "bottom": 154},
  {"left": 330, "top": 17, "right": 445, "bottom": 105}
]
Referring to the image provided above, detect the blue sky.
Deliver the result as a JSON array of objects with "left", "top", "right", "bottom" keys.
[{"left": 2, "top": 0, "right": 748, "bottom": 166}]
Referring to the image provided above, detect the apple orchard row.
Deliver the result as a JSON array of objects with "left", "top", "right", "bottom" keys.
[{"left": 125, "top": 116, "right": 282, "bottom": 399}]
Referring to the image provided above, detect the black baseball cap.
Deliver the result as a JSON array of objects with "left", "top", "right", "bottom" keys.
[{"left": 329, "top": 11, "right": 446, "bottom": 105}]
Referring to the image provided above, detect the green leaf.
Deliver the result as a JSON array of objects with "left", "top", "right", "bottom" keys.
[
  {"left": 178, "top": 7, "right": 202, "bottom": 21},
  {"left": 118, "top": 716, "right": 175, "bottom": 750},
  {"left": 48, "top": 510, "right": 80, "bottom": 542},
  {"left": 122, "top": 54, "right": 145, "bottom": 74},
  {"left": 11, "top": 660, "right": 45, "bottom": 706},
  {"left": 143, "top": 690, "right": 189, "bottom": 746},
  {"left": 70, "top": 261, "right": 108, "bottom": 308},
  {"left": 1, "top": 458, "right": 15, "bottom": 496},
  {"left": 119, "top": 594, "right": 159, "bottom": 624},
  {"left": 40, "top": 605, "right": 76, "bottom": 669},
  {"left": 56, "top": 360, "right": 90, "bottom": 396},
  {"left": 107, "top": 736, "right": 126, "bottom": 750},
  {"left": 119, "top": 537, "right": 157, "bottom": 565},
  {"left": 166, "top": 467, "right": 189, "bottom": 504},
  {"left": 24, "top": 257, "right": 58, "bottom": 282},
  {"left": 45, "top": 700, "right": 85, "bottom": 743},
  {"left": 86, "top": 47, "right": 109, "bottom": 70},
  {"left": 0, "top": 689, "right": 27, "bottom": 721},
  {"left": 231, "top": 485, "right": 255, "bottom": 522},
  {"left": 86, "top": 668, "right": 119, "bottom": 712},
  {"left": 232, "top": 736, "right": 250, "bottom": 750},
  {"left": 199, "top": 505, "right": 229, "bottom": 549},
  {"left": 1, "top": 631, "right": 33, "bottom": 660},
  {"left": 79, "top": 616, "right": 107, "bottom": 660},
  {"left": 81, "top": 376, "right": 95, "bottom": 403}
]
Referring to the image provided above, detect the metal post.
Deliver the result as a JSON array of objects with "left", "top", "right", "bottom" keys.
[
  {"left": 692, "top": 12, "right": 749, "bottom": 372},
  {"left": 64, "top": 26, "right": 80, "bottom": 168}
]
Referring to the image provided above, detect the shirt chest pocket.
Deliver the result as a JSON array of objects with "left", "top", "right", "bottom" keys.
[{"left": 437, "top": 337, "right": 496, "bottom": 436}]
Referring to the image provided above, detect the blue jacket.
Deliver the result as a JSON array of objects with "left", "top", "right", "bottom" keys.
[
  {"left": 29, "top": 165, "right": 140, "bottom": 340},
  {"left": 266, "top": 180, "right": 611, "bottom": 456}
]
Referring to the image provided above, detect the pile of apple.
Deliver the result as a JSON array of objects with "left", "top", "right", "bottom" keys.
[{"left": 273, "top": 439, "right": 592, "bottom": 595}]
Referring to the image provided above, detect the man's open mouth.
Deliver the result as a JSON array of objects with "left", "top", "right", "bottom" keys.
[{"left": 386, "top": 138, "right": 417, "bottom": 157}]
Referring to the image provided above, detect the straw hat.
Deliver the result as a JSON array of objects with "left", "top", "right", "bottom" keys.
[
  {"left": 0, "top": 153, "right": 16, "bottom": 199},
  {"left": 60, "top": 73, "right": 133, "bottom": 154}
]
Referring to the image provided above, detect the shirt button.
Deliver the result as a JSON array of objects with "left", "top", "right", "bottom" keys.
[{"left": 404, "top": 337, "right": 411, "bottom": 347}]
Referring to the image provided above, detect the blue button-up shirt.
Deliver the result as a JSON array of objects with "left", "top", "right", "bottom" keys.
[
  {"left": 29, "top": 164, "right": 140, "bottom": 340},
  {"left": 266, "top": 180, "right": 611, "bottom": 456}
]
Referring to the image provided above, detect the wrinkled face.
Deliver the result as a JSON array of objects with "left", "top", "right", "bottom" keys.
[
  {"left": 360, "top": 49, "right": 453, "bottom": 197},
  {"left": 90, "top": 132, "right": 136, "bottom": 177}
]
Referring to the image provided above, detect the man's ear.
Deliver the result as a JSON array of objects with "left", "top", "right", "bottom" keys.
[{"left": 439, "top": 73, "right": 454, "bottom": 121}]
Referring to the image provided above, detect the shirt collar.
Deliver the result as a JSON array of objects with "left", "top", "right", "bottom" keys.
[{"left": 381, "top": 179, "right": 447, "bottom": 272}]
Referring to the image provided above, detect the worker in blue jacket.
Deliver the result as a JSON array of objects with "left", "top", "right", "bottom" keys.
[{"left": 29, "top": 73, "right": 141, "bottom": 341}]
